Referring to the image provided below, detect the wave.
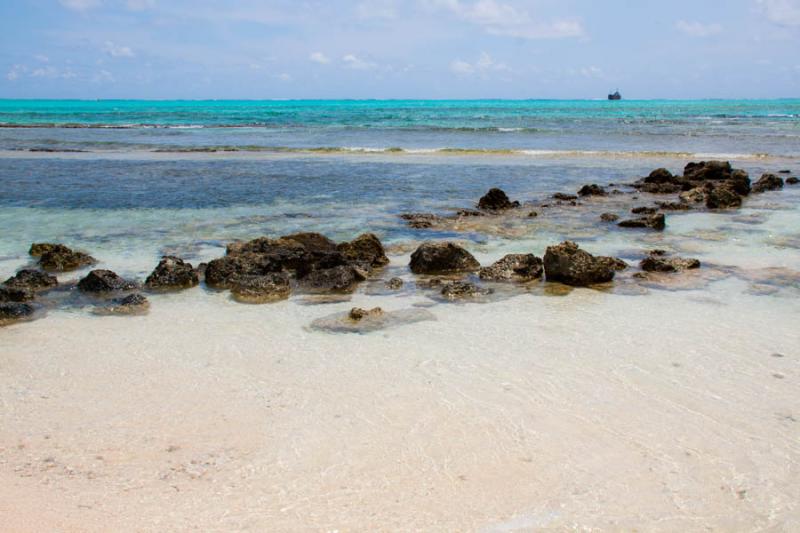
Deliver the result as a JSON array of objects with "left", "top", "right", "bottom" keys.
[{"left": 9, "top": 145, "right": 783, "bottom": 160}]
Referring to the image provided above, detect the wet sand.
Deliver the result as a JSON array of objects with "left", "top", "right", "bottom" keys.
[{"left": 1, "top": 282, "right": 798, "bottom": 531}]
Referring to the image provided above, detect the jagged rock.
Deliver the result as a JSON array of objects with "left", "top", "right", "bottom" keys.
[
  {"left": 385, "top": 277, "right": 404, "bottom": 290},
  {"left": 0, "top": 285, "right": 35, "bottom": 303},
  {"left": 299, "top": 265, "right": 366, "bottom": 293},
  {"left": 787, "top": 177, "right": 799, "bottom": 185},
  {"left": 679, "top": 187, "right": 706, "bottom": 204},
  {"left": 29, "top": 243, "right": 59, "bottom": 257},
  {"left": 618, "top": 213, "right": 666, "bottom": 230},
  {"left": 230, "top": 273, "right": 291, "bottom": 303},
  {"left": 552, "top": 193, "right": 578, "bottom": 201},
  {"left": 705, "top": 185, "right": 742, "bottom": 209},
  {"left": 728, "top": 169, "right": 751, "bottom": 195},
  {"left": 752, "top": 173, "right": 784, "bottom": 193},
  {"left": 683, "top": 161, "right": 732, "bottom": 181},
  {"left": 577, "top": 184, "right": 607, "bottom": 197},
  {"left": 3, "top": 269, "right": 57, "bottom": 291},
  {"left": 336, "top": 233, "right": 389, "bottom": 268},
  {"left": 409, "top": 242, "right": 480, "bottom": 274},
  {"left": 78, "top": 270, "right": 138, "bottom": 293},
  {"left": 400, "top": 213, "right": 443, "bottom": 229},
  {"left": 479, "top": 254, "right": 543, "bottom": 281},
  {"left": 644, "top": 168, "right": 674, "bottom": 183},
  {"left": 456, "top": 208, "right": 486, "bottom": 217},
  {"left": 631, "top": 206, "right": 657, "bottom": 215},
  {"left": 600, "top": 213, "right": 619, "bottom": 222},
  {"left": 597, "top": 256, "right": 628, "bottom": 271},
  {"left": 440, "top": 281, "right": 493, "bottom": 299},
  {"left": 349, "top": 307, "right": 384, "bottom": 321},
  {"left": 640, "top": 250, "right": 701, "bottom": 272},
  {"left": 144, "top": 256, "right": 199, "bottom": 290},
  {"left": 543, "top": 241, "right": 616, "bottom": 286},
  {"left": 638, "top": 182, "right": 682, "bottom": 194},
  {"left": 0, "top": 302, "right": 35, "bottom": 323},
  {"left": 37, "top": 244, "right": 95, "bottom": 272},
  {"left": 205, "top": 253, "right": 281, "bottom": 288},
  {"left": 478, "top": 188, "right": 519, "bottom": 210}
]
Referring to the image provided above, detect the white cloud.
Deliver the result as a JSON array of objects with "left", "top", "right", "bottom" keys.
[
  {"left": 6, "top": 65, "right": 27, "bottom": 81},
  {"left": 310, "top": 52, "right": 331, "bottom": 64},
  {"left": 430, "top": 0, "right": 584, "bottom": 39},
  {"left": 59, "top": 0, "right": 102, "bottom": 11},
  {"left": 450, "top": 52, "right": 509, "bottom": 76},
  {"left": 757, "top": 0, "right": 800, "bottom": 27},
  {"left": 675, "top": 20, "right": 723, "bottom": 37},
  {"left": 342, "top": 54, "right": 377, "bottom": 70},
  {"left": 92, "top": 70, "right": 116, "bottom": 83},
  {"left": 356, "top": 0, "right": 397, "bottom": 20},
  {"left": 103, "top": 41, "right": 135, "bottom": 58}
]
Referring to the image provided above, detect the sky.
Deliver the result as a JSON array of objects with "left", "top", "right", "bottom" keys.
[{"left": 0, "top": 0, "right": 799, "bottom": 99}]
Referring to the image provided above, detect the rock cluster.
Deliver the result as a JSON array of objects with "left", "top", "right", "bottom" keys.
[{"left": 30, "top": 243, "right": 96, "bottom": 271}]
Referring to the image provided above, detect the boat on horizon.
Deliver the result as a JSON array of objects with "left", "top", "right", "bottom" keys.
[{"left": 608, "top": 90, "right": 621, "bottom": 100}]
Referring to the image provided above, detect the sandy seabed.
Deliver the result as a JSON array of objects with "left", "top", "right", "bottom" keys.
[{"left": 1, "top": 281, "right": 798, "bottom": 532}]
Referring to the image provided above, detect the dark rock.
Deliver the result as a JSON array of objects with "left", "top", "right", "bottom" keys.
[
  {"left": 456, "top": 208, "right": 486, "bottom": 217},
  {"left": 778, "top": 170, "right": 791, "bottom": 174},
  {"left": 479, "top": 254, "right": 543, "bottom": 281},
  {"left": 638, "top": 182, "right": 682, "bottom": 194},
  {"left": 230, "top": 273, "right": 291, "bottom": 303},
  {"left": 631, "top": 206, "right": 657, "bottom": 215},
  {"left": 440, "top": 281, "right": 493, "bottom": 299},
  {"left": 400, "top": 213, "right": 443, "bottom": 229},
  {"left": 3, "top": 269, "right": 57, "bottom": 291},
  {"left": 78, "top": 269, "right": 138, "bottom": 293},
  {"left": 478, "top": 188, "right": 520, "bottom": 210},
  {"left": 786, "top": 177, "right": 798, "bottom": 185},
  {"left": 656, "top": 201, "right": 691, "bottom": 211},
  {"left": 349, "top": 307, "right": 384, "bottom": 321},
  {"left": 409, "top": 242, "right": 480, "bottom": 274},
  {"left": 543, "top": 241, "right": 616, "bottom": 286},
  {"left": 385, "top": 277, "right": 404, "bottom": 290},
  {"left": 37, "top": 244, "right": 95, "bottom": 272},
  {"left": 597, "top": 256, "right": 628, "bottom": 271},
  {"left": 577, "top": 184, "right": 607, "bottom": 197},
  {"left": 552, "top": 193, "right": 578, "bottom": 201},
  {"left": 683, "top": 161, "right": 732, "bottom": 181},
  {"left": 29, "top": 243, "right": 59, "bottom": 257},
  {"left": 528, "top": 211, "right": 538, "bottom": 217},
  {"left": 705, "top": 185, "right": 742, "bottom": 209},
  {"left": 144, "top": 256, "right": 199, "bottom": 290},
  {"left": 0, "top": 285, "right": 35, "bottom": 303},
  {"left": 336, "top": 233, "right": 389, "bottom": 268},
  {"left": 600, "top": 213, "right": 619, "bottom": 222},
  {"left": 728, "top": 169, "right": 751, "bottom": 195},
  {"left": 680, "top": 187, "right": 706, "bottom": 204},
  {"left": 640, "top": 251, "right": 700, "bottom": 272},
  {"left": 205, "top": 253, "right": 281, "bottom": 288},
  {"left": 644, "top": 168, "right": 674, "bottom": 184},
  {"left": 752, "top": 173, "right": 784, "bottom": 193},
  {"left": 94, "top": 293, "right": 150, "bottom": 316},
  {"left": 618, "top": 213, "right": 666, "bottom": 230},
  {"left": 299, "top": 265, "right": 366, "bottom": 293},
  {"left": 0, "top": 302, "right": 35, "bottom": 323},
  {"left": 280, "top": 232, "right": 338, "bottom": 252}
]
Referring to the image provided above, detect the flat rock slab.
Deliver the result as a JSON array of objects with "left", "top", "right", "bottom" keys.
[{"left": 309, "top": 307, "right": 436, "bottom": 333}]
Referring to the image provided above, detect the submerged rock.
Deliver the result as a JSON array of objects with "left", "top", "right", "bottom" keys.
[
  {"left": 600, "top": 213, "right": 619, "bottom": 222},
  {"left": 787, "top": 177, "right": 799, "bottom": 185},
  {"left": 348, "top": 307, "right": 383, "bottom": 321},
  {"left": 597, "top": 256, "right": 628, "bottom": 271},
  {"left": 230, "top": 273, "right": 291, "bottom": 303},
  {"left": 478, "top": 188, "right": 520, "bottom": 210},
  {"left": 640, "top": 250, "right": 700, "bottom": 272},
  {"left": 543, "top": 241, "right": 616, "bottom": 286},
  {"left": 552, "top": 192, "right": 578, "bottom": 201},
  {"left": 336, "top": 233, "right": 390, "bottom": 268},
  {"left": 479, "top": 254, "right": 543, "bottom": 281},
  {"left": 29, "top": 242, "right": 59, "bottom": 257},
  {"left": 752, "top": 173, "right": 784, "bottom": 193},
  {"left": 3, "top": 269, "right": 58, "bottom": 291},
  {"left": 440, "top": 281, "right": 493, "bottom": 299},
  {"left": 310, "top": 307, "right": 436, "bottom": 334},
  {"left": 409, "top": 242, "right": 480, "bottom": 274},
  {"left": 78, "top": 269, "right": 138, "bottom": 293},
  {"left": 400, "top": 213, "right": 443, "bottom": 229},
  {"left": 385, "top": 277, "right": 404, "bottom": 290},
  {"left": 145, "top": 256, "right": 199, "bottom": 290},
  {"left": 93, "top": 293, "right": 150, "bottom": 316},
  {"left": 36, "top": 244, "right": 96, "bottom": 272},
  {"left": 656, "top": 201, "right": 691, "bottom": 211},
  {"left": 618, "top": 213, "right": 666, "bottom": 230},
  {"left": 577, "top": 184, "right": 607, "bottom": 197},
  {"left": 705, "top": 185, "right": 742, "bottom": 209},
  {"left": 631, "top": 206, "right": 657, "bottom": 215},
  {"left": 644, "top": 168, "right": 674, "bottom": 183},
  {"left": 0, "top": 302, "right": 35, "bottom": 323},
  {"left": 680, "top": 187, "right": 706, "bottom": 204}
]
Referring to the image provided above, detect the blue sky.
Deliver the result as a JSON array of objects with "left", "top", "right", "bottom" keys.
[{"left": 1, "top": 0, "right": 799, "bottom": 99}]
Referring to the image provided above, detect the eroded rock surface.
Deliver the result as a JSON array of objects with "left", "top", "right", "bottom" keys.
[
  {"left": 409, "top": 242, "right": 480, "bottom": 275},
  {"left": 479, "top": 254, "right": 543, "bottom": 281},
  {"left": 543, "top": 241, "right": 616, "bottom": 286}
]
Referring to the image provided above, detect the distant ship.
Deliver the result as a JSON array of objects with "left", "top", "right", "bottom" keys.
[{"left": 608, "top": 90, "right": 621, "bottom": 100}]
